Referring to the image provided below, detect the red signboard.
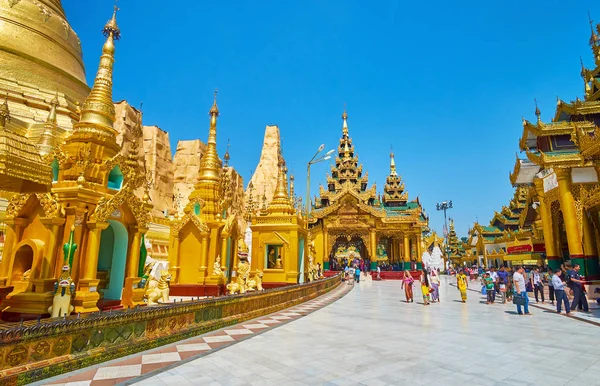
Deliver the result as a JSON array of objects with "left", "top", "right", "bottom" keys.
[{"left": 507, "top": 244, "right": 532, "bottom": 254}]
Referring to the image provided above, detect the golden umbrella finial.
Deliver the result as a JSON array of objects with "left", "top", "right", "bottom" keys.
[
  {"left": 209, "top": 88, "right": 219, "bottom": 116},
  {"left": 103, "top": 1, "right": 121, "bottom": 40}
]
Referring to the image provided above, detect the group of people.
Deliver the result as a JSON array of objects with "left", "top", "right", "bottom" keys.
[
  {"left": 454, "top": 263, "right": 592, "bottom": 316},
  {"left": 343, "top": 264, "right": 370, "bottom": 284},
  {"left": 401, "top": 269, "right": 441, "bottom": 305}
]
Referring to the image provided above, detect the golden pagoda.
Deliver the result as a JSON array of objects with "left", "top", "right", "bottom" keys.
[
  {"left": 445, "top": 219, "right": 465, "bottom": 266},
  {"left": 249, "top": 149, "right": 307, "bottom": 286},
  {"left": 309, "top": 110, "right": 428, "bottom": 271},
  {"left": 0, "top": 0, "right": 90, "bottom": 144},
  {"left": 0, "top": 7, "right": 153, "bottom": 320},
  {"left": 167, "top": 92, "right": 242, "bottom": 296},
  {"left": 0, "top": 97, "right": 53, "bottom": 193},
  {"left": 510, "top": 17, "right": 600, "bottom": 277}
]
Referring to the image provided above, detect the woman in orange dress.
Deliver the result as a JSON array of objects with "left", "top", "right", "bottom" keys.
[{"left": 401, "top": 270, "right": 414, "bottom": 303}]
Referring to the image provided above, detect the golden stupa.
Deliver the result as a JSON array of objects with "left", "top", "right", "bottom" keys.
[{"left": 0, "top": 0, "right": 89, "bottom": 141}]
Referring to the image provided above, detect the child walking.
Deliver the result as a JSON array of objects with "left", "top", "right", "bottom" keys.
[{"left": 484, "top": 273, "right": 495, "bottom": 304}]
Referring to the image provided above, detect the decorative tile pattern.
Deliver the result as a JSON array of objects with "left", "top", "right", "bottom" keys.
[
  {"left": 38, "top": 282, "right": 350, "bottom": 386},
  {"left": 3, "top": 275, "right": 342, "bottom": 386}
]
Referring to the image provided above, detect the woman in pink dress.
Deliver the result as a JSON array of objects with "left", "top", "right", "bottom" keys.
[{"left": 401, "top": 270, "right": 414, "bottom": 303}]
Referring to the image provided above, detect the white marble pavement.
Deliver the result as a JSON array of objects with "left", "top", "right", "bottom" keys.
[{"left": 134, "top": 275, "right": 600, "bottom": 386}]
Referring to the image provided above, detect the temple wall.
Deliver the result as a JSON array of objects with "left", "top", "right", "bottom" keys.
[
  {"left": 173, "top": 140, "right": 206, "bottom": 211},
  {"left": 0, "top": 274, "right": 341, "bottom": 385}
]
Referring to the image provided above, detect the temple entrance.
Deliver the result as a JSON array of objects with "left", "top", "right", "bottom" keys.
[
  {"left": 97, "top": 220, "right": 129, "bottom": 301},
  {"left": 11, "top": 244, "right": 34, "bottom": 293},
  {"left": 329, "top": 235, "right": 369, "bottom": 271},
  {"left": 12, "top": 245, "right": 33, "bottom": 283}
]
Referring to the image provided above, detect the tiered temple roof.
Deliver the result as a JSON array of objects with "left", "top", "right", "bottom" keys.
[
  {"left": 510, "top": 18, "right": 600, "bottom": 185},
  {"left": 382, "top": 150, "right": 409, "bottom": 207},
  {"left": 446, "top": 220, "right": 465, "bottom": 261},
  {"left": 317, "top": 110, "right": 376, "bottom": 208},
  {"left": 312, "top": 110, "right": 427, "bottom": 225}
]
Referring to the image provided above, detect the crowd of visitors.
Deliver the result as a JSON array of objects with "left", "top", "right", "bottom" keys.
[
  {"left": 447, "top": 264, "right": 594, "bottom": 316},
  {"left": 399, "top": 268, "right": 443, "bottom": 305}
]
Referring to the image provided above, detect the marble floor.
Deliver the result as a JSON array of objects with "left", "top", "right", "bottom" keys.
[{"left": 131, "top": 276, "right": 600, "bottom": 386}]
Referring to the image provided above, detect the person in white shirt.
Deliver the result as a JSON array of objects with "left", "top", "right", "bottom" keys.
[
  {"left": 529, "top": 267, "right": 545, "bottom": 304},
  {"left": 489, "top": 267, "right": 499, "bottom": 303},
  {"left": 552, "top": 268, "right": 570, "bottom": 315},
  {"left": 513, "top": 266, "right": 531, "bottom": 315}
]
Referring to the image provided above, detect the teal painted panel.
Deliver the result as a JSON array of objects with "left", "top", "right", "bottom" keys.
[{"left": 101, "top": 220, "right": 129, "bottom": 300}]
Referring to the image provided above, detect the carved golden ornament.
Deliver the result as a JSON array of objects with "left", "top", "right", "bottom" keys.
[
  {"left": 222, "top": 213, "right": 236, "bottom": 235},
  {"left": 544, "top": 185, "right": 560, "bottom": 206},
  {"left": 219, "top": 168, "right": 233, "bottom": 213},
  {"left": 183, "top": 196, "right": 205, "bottom": 215},
  {"left": 6, "top": 193, "right": 31, "bottom": 219},
  {"left": 171, "top": 212, "right": 209, "bottom": 234},
  {"left": 5, "top": 192, "right": 61, "bottom": 219},
  {"left": 42, "top": 146, "right": 68, "bottom": 166},
  {"left": 37, "top": 193, "right": 61, "bottom": 218},
  {"left": 90, "top": 190, "right": 149, "bottom": 228},
  {"left": 575, "top": 121, "right": 600, "bottom": 158}
]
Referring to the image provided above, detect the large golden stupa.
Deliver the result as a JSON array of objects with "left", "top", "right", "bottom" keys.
[{"left": 0, "top": 0, "right": 89, "bottom": 140}]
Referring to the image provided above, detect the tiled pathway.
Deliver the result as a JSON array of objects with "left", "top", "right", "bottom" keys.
[
  {"left": 37, "top": 282, "right": 350, "bottom": 386},
  {"left": 135, "top": 276, "right": 600, "bottom": 386}
]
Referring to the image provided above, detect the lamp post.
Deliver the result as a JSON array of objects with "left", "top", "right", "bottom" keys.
[
  {"left": 436, "top": 200, "right": 452, "bottom": 269},
  {"left": 305, "top": 144, "right": 334, "bottom": 228},
  {"left": 301, "top": 144, "right": 334, "bottom": 283}
]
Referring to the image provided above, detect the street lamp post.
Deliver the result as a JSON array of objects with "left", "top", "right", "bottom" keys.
[
  {"left": 436, "top": 200, "right": 453, "bottom": 270},
  {"left": 305, "top": 145, "right": 335, "bottom": 228},
  {"left": 301, "top": 144, "right": 334, "bottom": 283}
]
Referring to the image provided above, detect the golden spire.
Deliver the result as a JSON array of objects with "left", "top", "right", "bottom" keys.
[
  {"left": 0, "top": 95, "right": 10, "bottom": 129},
  {"left": 197, "top": 89, "right": 222, "bottom": 184},
  {"left": 534, "top": 98, "right": 541, "bottom": 123},
  {"left": 268, "top": 154, "right": 294, "bottom": 215},
  {"left": 389, "top": 146, "right": 397, "bottom": 176},
  {"left": 37, "top": 93, "right": 60, "bottom": 156},
  {"left": 589, "top": 13, "right": 600, "bottom": 66},
  {"left": 224, "top": 138, "right": 230, "bottom": 167},
  {"left": 75, "top": 5, "right": 120, "bottom": 135},
  {"left": 342, "top": 103, "right": 348, "bottom": 136},
  {"left": 581, "top": 56, "right": 592, "bottom": 99}
]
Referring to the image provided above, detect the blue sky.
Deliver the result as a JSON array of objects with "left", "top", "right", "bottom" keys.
[{"left": 64, "top": 0, "right": 600, "bottom": 237}]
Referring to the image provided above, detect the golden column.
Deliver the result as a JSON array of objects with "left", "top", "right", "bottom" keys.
[
  {"left": 74, "top": 221, "right": 108, "bottom": 313},
  {"left": 168, "top": 236, "right": 180, "bottom": 284},
  {"left": 122, "top": 227, "right": 145, "bottom": 307},
  {"left": 403, "top": 233, "right": 410, "bottom": 270},
  {"left": 581, "top": 211, "right": 600, "bottom": 277},
  {"left": 200, "top": 235, "right": 209, "bottom": 282},
  {"left": 220, "top": 236, "right": 228, "bottom": 272},
  {"left": 533, "top": 178, "right": 560, "bottom": 270},
  {"left": 323, "top": 227, "right": 329, "bottom": 267},
  {"left": 555, "top": 168, "right": 584, "bottom": 266},
  {"left": 36, "top": 218, "right": 65, "bottom": 291},
  {"left": 416, "top": 234, "right": 423, "bottom": 269},
  {"left": 370, "top": 230, "right": 377, "bottom": 263}
]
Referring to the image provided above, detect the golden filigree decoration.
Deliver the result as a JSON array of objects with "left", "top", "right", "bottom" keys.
[
  {"left": 5, "top": 193, "right": 61, "bottom": 219},
  {"left": 219, "top": 168, "right": 232, "bottom": 213},
  {"left": 171, "top": 212, "right": 209, "bottom": 235},
  {"left": 6, "top": 194, "right": 31, "bottom": 219},
  {"left": 90, "top": 190, "right": 149, "bottom": 228}
]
